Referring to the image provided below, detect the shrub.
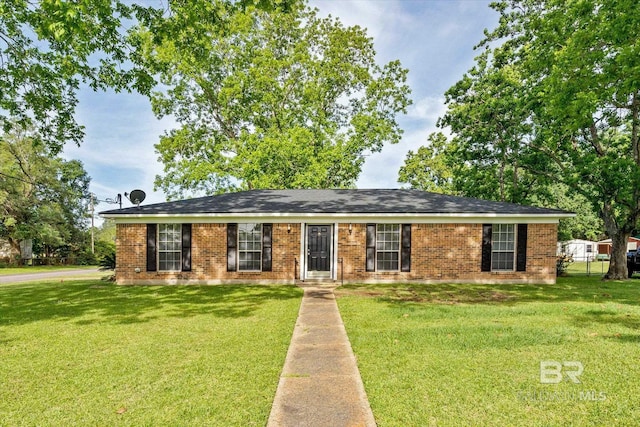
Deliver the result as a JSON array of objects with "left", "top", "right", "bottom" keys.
[
  {"left": 96, "top": 241, "right": 116, "bottom": 270},
  {"left": 556, "top": 254, "right": 574, "bottom": 276},
  {"left": 76, "top": 249, "right": 97, "bottom": 265}
]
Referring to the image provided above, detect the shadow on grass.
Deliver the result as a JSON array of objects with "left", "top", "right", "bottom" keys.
[
  {"left": 336, "top": 276, "right": 640, "bottom": 307},
  {"left": 603, "top": 334, "right": 640, "bottom": 343},
  {"left": 570, "top": 309, "right": 640, "bottom": 341},
  {"left": 336, "top": 277, "right": 640, "bottom": 347},
  {"left": 0, "top": 280, "right": 302, "bottom": 326}
]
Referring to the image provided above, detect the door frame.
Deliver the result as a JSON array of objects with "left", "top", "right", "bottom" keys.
[{"left": 300, "top": 223, "right": 338, "bottom": 280}]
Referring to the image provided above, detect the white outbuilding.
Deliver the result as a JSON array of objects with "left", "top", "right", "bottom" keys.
[{"left": 558, "top": 239, "right": 598, "bottom": 261}]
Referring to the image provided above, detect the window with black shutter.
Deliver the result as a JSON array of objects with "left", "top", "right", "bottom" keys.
[
  {"left": 481, "top": 223, "right": 528, "bottom": 272},
  {"left": 366, "top": 224, "right": 411, "bottom": 272}
]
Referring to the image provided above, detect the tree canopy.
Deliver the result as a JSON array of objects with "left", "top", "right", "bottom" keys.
[
  {"left": 0, "top": 128, "right": 90, "bottom": 259},
  {"left": 0, "top": 0, "right": 159, "bottom": 153},
  {"left": 487, "top": 0, "right": 640, "bottom": 279},
  {"left": 398, "top": 132, "right": 454, "bottom": 194},
  {"left": 138, "top": 0, "right": 411, "bottom": 198}
]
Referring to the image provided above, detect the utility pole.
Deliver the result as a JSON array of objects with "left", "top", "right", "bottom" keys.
[{"left": 90, "top": 193, "right": 95, "bottom": 254}]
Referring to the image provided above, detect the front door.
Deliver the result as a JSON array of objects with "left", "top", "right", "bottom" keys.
[{"left": 307, "top": 225, "right": 332, "bottom": 277}]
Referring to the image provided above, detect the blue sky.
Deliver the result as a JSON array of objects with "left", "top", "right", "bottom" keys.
[{"left": 64, "top": 0, "right": 498, "bottom": 214}]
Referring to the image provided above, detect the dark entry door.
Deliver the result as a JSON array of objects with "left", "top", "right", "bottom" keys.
[{"left": 307, "top": 225, "right": 331, "bottom": 272}]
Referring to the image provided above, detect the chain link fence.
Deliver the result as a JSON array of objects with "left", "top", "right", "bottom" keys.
[{"left": 558, "top": 241, "right": 610, "bottom": 276}]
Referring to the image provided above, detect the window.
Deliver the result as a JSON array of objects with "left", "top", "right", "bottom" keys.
[
  {"left": 158, "top": 224, "right": 182, "bottom": 271},
  {"left": 586, "top": 244, "right": 593, "bottom": 253},
  {"left": 491, "top": 224, "right": 515, "bottom": 271},
  {"left": 238, "top": 223, "right": 262, "bottom": 271},
  {"left": 376, "top": 224, "right": 400, "bottom": 271}
]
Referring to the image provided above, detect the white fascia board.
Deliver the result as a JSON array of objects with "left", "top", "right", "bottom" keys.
[{"left": 101, "top": 211, "right": 574, "bottom": 224}]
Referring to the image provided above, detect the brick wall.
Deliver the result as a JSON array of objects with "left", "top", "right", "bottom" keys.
[
  {"left": 338, "top": 223, "right": 557, "bottom": 284},
  {"left": 116, "top": 222, "right": 557, "bottom": 284},
  {"left": 116, "top": 223, "right": 301, "bottom": 284}
]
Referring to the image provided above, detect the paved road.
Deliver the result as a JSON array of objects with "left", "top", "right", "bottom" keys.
[{"left": 0, "top": 269, "right": 101, "bottom": 284}]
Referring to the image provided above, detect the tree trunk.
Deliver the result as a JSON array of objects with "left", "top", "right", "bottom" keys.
[
  {"left": 600, "top": 199, "right": 634, "bottom": 280},
  {"left": 7, "top": 237, "right": 21, "bottom": 256},
  {"left": 604, "top": 231, "right": 631, "bottom": 280},
  {"left": 499, "top": 150, "right": 506, "bottom": 202}
]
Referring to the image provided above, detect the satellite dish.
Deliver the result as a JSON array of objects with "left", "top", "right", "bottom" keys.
[{"left": 126, "top": 189, "right": 146, "bottom": 206}]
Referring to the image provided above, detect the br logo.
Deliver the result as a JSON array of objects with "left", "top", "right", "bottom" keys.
[{"left": 540, "top": 361, "right": 584, "bottom": 384}]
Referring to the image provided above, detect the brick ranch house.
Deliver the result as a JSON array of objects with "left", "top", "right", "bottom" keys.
[{"left": 100, "top": 189, "right": 573, "bottom": 285}]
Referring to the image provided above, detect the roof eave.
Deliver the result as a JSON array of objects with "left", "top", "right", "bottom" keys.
[{"left": 100, "top": 211, "right": 575, "bottom": 224}]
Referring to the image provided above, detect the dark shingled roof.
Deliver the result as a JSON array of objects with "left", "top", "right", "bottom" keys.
[{"left": 100, "top": 189, "right": 571, "bottom": 216}]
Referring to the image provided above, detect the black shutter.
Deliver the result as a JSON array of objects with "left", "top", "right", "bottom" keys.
[
  {"left": 262, "top": 224, "right": 272, "bottom": 272},
  {"left": 227, "top": 223, "right": 237, "bottom": 272},
  {"left": 366, "top": 224, "right": 376, "bottom": 272},
  {"left": 182, "top": 224, "right": 192, "bottom": 272},
  {"left": 481, "top": 224, "right": 492, "bottom": 272},
  {"left": 146, "top": 224, "right": 157, "bottom": 272},
  {"left": 516, "top": 224, "right": 528, "bottom": 272},
  {"left": 401, "top": 224, "right": 411, "bottom": 272}
]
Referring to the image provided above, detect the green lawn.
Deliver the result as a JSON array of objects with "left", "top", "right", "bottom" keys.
[
  {"left": 337, "top": 277, "right": 640, "bottom": 426},
  {"left": 0, "top": 281, "right": 302, "bottom": 426},
  {"left": 564, "top": 261, "right": 610, "bottom": 276}
]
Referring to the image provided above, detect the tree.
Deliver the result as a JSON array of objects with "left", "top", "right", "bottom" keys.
[
  {"left": 0, "top": 0, "right": 157, "bottom": 153},
  {"left": 400, "top": 49, "right": 555, "bottom": 206},
  {"left": 398, "top": 132, "right": 454, "bottom": 194},
  {"left": 138, "top": 0, "right": 411, "bottom": 198},
  {"left": 417, "top": 0, "right": 638, "bottom": 279},
  {"left": 0, "top": 128, "right": 90, "bottom": 259},
  {"left": 440, "top": 49, "right": 553, "bottom": 205},
  {"left": 488, "top": 0, "right": 640, "bottom": 279},
  {"left": 95, "top": 219, "right": 116, "bottom": 244},
  {"left": 545, "top": 184, "right": 603, "bottom": 242},
  {"left": 93, "top": 220, "right": 116, "bottom": 269}
]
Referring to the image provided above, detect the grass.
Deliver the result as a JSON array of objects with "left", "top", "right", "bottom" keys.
[
  {"left": 0, "top": 265, "right": 98, "bottom": 276},
  {"left": 336, "top": 277, "right": 640, "bottom": 426},
  {"left": 0, "top": 280, "right": 302, "bottom": 426},
  {"left": 564, "top": 261, "right": 610, "bottom": 276}
]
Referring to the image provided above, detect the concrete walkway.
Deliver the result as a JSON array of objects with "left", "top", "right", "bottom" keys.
[{"left": 267, "top": 286, "right": 376, "bottom": 427}]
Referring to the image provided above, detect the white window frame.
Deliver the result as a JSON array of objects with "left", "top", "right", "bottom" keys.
[
  {"left": 158, "top": 223, "right": 182, "bottom": 272},
  {"left": 238, "top": 223, "right": 262, "bottom": 271},
  {"left": 376, "top": 224, "right": 400, "bottom": 271},
  {"left": 491, "top": 223, "right": 516, "bottom": 271}
]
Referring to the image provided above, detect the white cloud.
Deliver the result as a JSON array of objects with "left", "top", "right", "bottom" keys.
[
  {"left": 313, "top": 0, "right": 410, "bottom": 38},
  {"left": 407, "top": 96, "right": 447, "bottom": 122}
]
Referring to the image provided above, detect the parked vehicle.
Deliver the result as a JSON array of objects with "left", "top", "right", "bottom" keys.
[{"left": 627, "top": 250, "right": 640, "bottom": 277}]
